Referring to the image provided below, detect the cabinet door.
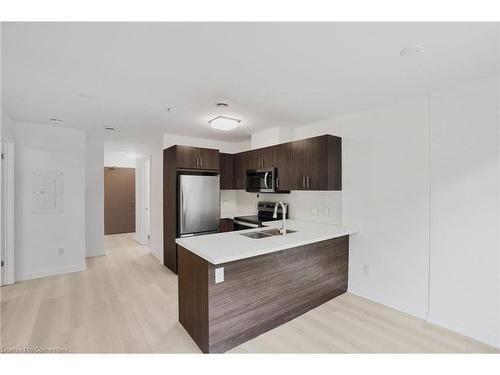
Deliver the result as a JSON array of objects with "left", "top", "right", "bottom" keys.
[
  {"left": 219, "top": 218, "right": 234, "bottom": 232},
  {"left": 219, "top": 153, "right": 234, "bottom": 189},
  {"left": 252, "top": 146, "right": 277, "bottom": 169},
  {"left": 176, "top": 145, "right": 199, "bottom": 169},
  {"left": 306, "top": 136, "right": 327, "bottom": 190},
  {"left": 199, "top": 148, "right": 219, "bottom": 170},
  {"left": 276, "top": 143, "right": 291, "bottom": 190},
  {"left": 290, "top": 139, "right": 308, "bottom": 190},
  {"left": 233, "top": 153, "right": 244, "bottom": 189}
]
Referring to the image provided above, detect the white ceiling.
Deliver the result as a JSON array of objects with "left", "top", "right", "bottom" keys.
[{"left": 2, "top": 22, "right": 498, "bottom": 144}]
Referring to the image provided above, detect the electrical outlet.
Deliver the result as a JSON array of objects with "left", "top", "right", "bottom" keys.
[
  {"left": 215, "top": 267, "right": 224, "bottom": 283},
  {"left": 363, "top": 264, "right": 370, "bottom": 275},
  {"left": 312, "top": 208, "right": 319, "bottom": 216},
  {"left": 58, "top": 248, "right": 65, "bottom": 256},
  {"left": 323, "top": 207, "right": 330, "bottom": 216}
]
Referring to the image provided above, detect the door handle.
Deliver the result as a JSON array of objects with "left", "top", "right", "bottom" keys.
[{"left": 264, "top": 172, "right": 269, "bottom": 189}]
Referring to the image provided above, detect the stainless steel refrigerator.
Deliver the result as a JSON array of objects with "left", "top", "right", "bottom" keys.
[{"left": 178, "top": 174, "right": 220, "bottom": 237}]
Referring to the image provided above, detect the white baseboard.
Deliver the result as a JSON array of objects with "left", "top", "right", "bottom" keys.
[
  {"left": 348, "top": 283, "right": 427, "bottom": 320},
  {"left": 150, "top": 249, "right": 163, "bottom": 264},
  {"left": 19, "top": 263, "right": 87, "bottom": 281},
  {"left": 86, "top": 248, "right": 105, "bottom": 258}
]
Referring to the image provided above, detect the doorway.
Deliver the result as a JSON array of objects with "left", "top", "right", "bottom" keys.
[
  {"left": 1, "top": 139, "right": 15, "bottom": 286},
  {"left": 104, "top": 167, "right": 136, "bottom": 235}
]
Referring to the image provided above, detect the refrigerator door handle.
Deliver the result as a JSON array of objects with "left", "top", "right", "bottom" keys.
[{"left": 180, "top": 184, "right": 186, "bottom": 233}]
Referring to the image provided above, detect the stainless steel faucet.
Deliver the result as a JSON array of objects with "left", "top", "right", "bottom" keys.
[{"left": 272, "top": 201, "right": 287, "bottom": 235}]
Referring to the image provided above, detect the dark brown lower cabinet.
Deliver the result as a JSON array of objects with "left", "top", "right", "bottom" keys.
[
  {"left": 178, "top": 236, "right": 349, "bottom": 353},
  {"left": 219, "top": 218, "right": 234, "bottom": 232}
]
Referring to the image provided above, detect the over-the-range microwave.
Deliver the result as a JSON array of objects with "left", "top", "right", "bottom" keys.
[{"left": 246, "top": 167, "right": 277, "bottom": 193}]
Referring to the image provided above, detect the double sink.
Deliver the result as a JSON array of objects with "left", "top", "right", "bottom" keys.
[{"left": 240, "top": 228, "right": 297, "bottom": 239}]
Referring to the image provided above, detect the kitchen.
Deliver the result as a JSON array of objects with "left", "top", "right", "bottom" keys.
[
  {"left": 163, "top": 134, "right": 355, "bottom": 352},
  {"left": 1, "top": 20, "right": 499, "bottom": 364}
]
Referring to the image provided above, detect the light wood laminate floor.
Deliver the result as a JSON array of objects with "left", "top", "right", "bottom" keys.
[{"left": 1, "top": 233, "right": 497, "bottom": 353}]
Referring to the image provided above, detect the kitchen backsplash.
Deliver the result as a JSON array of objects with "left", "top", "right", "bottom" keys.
[{"left": 221, "top": 190, "right": 342, "bottom": 225}]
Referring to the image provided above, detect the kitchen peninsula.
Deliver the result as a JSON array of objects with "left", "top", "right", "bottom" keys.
[{"left": 176, "top": 219, "right": 357, "bottom": 353}]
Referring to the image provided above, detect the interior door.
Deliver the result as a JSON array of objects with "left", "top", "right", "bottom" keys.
[{"left": 104, "top": 167, "right": 136, "bottom": 235}]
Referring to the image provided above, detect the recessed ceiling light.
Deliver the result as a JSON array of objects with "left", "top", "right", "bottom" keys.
[
  {"left": 400, "top": 45, "right": 422, "bottom": 57},
  {"left": 50, "top": 118, "right": 63, "bottom": 126},
  {"left": 209, "top": 116, "right": 241, "bottom": 131},
  {"left": 125, "top": 152, "right": 139, "bottom": 159},
  {"left": 104, "top": 126, "right": 116, "bottom": 131}
]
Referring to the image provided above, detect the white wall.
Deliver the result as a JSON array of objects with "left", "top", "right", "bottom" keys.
[
  {"left": 428, "top": 78, "right": 499, "bottom": 347},
  {"left": 85, "top": 138, "right": 105, "bottom": 257},
  {"left": 250, "top": 127, "right": 292, "bottom": 149},
  {"left": 163, "top": 133, "right": 250, "bottom": 154},
  {"left": 134, "top": 139, "right": 164, "bottom": 262},
  {"left": 1, "top": 111, "right": 15, "bottom": 141},
  {"left": 15, "top": 122, "right": 87, "bottom": 280},
  {"left": 291, "top": 76, "right": 500, "bottom": 348},
  {"left": 135, "top": 155, "right": 150, "bottom": 245},
  {"left": 104, "top": 141, "right": 136, "bottom": 168},
  {"left": 294, "top": 96, "right": 432, "bottom": 319},
  {"left": 223, "top": 190, "right": 342, "bottom": 225}
]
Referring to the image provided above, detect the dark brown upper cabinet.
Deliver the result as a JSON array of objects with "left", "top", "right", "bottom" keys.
[
  {"left": 234, "top": 151, "right": 251, "bottom": 190},
  {"left": 219, "top": 153, "right": 234, "bottom": 190},
  {"left": 276, "top": 142, "right": 291, "bottom": 190},
  {"left": 175, "top": 145, "right": 219, "bottom": 170},
  {"left": 250, "top": 145, "right": 277, "bottom": 170},
  {"left": 290, "top": 135, "right": 341, "bottom": 190}
]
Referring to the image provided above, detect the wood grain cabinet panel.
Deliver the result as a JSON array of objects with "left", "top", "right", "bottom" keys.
[
  {"left": 251, "top": 145, "right": 277, "bottom": 169},
  {"left": 219, "top": 153, "right": 234, "bottom": 190},
  {"left": 219, "top": 218, "right": 234, "bottom": 232},
  {"left": 290, "top": 135, "right": 342, "bottom": 190},
  {"left": 233, "top": 151, "right": 251, "bottom": 190},
  {"left": 163, "top": 145, "right": 220, "bottom": 274},
  {"left": 290, "top": 139, "right": 308, "bottom": 189},
  {"left": 276, "top": 142, "right": 291, "bottom": 190},
  {"left": 178, "top": 235, "right": 349, "bottom": 353},
  {"left": 175, "top": 145, "right": 219, "bottom": 171}
]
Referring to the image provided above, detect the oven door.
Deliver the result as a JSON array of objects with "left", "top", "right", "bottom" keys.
[{"left": 246, "top": 168, "right": 276, "bottom": 193}]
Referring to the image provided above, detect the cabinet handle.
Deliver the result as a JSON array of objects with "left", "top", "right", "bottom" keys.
[
  {"left": 196, "top": 157, "right": 199, "bottom": 166},
  {"left": 302, "top": 176, "right": 306, "bottom": 188},
  {"left": 276, "top": 177, "right": 279, "bottom": 188},
  {"left": 307, "top": 176, "right": 310, "bottom": 188},
  {"left": 200, "top": 157, "right": 203, "bottom": 167}
]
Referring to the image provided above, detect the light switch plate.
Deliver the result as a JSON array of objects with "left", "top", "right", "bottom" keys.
[{"left": 215, "top": 267, "right": 224, "bottom": 283}]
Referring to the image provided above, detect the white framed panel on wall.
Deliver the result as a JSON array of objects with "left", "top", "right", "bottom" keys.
[{"left": 32, "top": 171, "right": 64, "bottom": 214}]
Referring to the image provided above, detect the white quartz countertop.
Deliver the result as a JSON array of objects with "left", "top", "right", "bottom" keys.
[{"left": 175, "top": 219, "right": 357, "bottom": 265}]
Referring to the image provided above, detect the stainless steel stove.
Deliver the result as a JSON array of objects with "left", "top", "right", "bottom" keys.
[{"left": 233, "top": 201, "right": 288, "bottom": 230}]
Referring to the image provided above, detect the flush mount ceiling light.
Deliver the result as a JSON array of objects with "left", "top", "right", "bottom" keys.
[
  {"left": 400, "top": 45, "right": 422, "bottom": 57},
  {"left": 209, "top": 116, "right": 241, "bottom": 131},
  {"left": 125, "top": 152, "right": 139, "bottom": 159},
  {"left": 50, "top": 118, "right": 63, "bottom": 126}
]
